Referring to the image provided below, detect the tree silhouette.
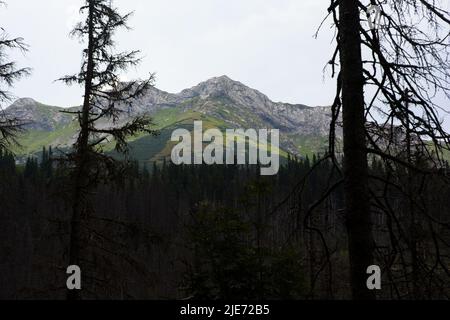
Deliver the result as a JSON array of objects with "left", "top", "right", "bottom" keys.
[
  {"left": 59, "top": 0, "right": 156, "bottom": 300},
  {"left": 0, "top": 1, "right": 30, "bottom": 152},
  {"left": 322, "top": 0, "right": 450, "bottom": 299}
]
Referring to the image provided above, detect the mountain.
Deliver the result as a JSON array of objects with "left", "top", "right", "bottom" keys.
[
  {"left": 129, "top": 76, "right": 332, "bottom": 135},
  {"left": 4, "top": 76, "right": 334, "bottom": 162},
  {"left": 5, "top": 98, "right": 73, "bottom": 131}
]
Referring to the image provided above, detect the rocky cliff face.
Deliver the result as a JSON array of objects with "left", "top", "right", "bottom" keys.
[
  {"left": 4, "top": 98, "right": 73, "bottom": 131},
  {"left": 129, "top": 75, "right": 333, "bottom": 136}
]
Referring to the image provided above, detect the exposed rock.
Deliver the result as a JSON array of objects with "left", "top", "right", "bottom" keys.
[
  {"left": 130, "top": 75, "right": 334, "bottom": 136},
  {"left": 4, "top": 98, "right": 73, "bottom": 131}
]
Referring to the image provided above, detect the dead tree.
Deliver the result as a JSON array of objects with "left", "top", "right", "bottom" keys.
[
  {"left": 322, "top": 0, "right": 450, "bottom": 299},
  {"left": 60, "top": 0, "right": 156, "bottom": 300},
  {"left": 336, "top": 0, "right": 377, "bottom": 300}
]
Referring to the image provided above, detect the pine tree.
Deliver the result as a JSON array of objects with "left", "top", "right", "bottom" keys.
[
  {"left": 59, "top": 0, "right": 157, "bottom": 300},
  {"left": 0, "top": 1, "right": 30, "bottom": 152}
]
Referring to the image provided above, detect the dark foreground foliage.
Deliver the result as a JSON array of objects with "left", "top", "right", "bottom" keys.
[{"left": 1, "top": 149, "right": 449, "bottom": 299}]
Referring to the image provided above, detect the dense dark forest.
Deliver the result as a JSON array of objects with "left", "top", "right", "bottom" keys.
[{"left": 1, "top": 149, "right": 449, "bottom": 299}]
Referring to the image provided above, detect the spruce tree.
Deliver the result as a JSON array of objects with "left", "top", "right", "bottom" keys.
[
  {"left": 60, "top": 0, "right": 156, "bottom": 299},
  {"left": 0, "top": 1, "right": 30, "bottom": 152}
]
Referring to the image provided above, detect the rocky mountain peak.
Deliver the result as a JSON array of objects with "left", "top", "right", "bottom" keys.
[
  {"left": 8, "top": 98, "right": 39, "bottom": 110},
  {"left": 4, "top": 98, "right": 72, "bottom": 132},
  {"left": 178, "top": 75, "right": 272, "bottom": 109}
]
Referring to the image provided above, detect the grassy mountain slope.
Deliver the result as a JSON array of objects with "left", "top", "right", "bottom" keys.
[{"left": 6, "top": 76, "right": 334, "bottom": 162}]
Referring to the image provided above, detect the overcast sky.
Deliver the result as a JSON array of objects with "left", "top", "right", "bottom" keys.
[
  {"left": 0, "top": 0, "right": 448, "bottom": 131},
  {"left": 0, "top": 0, "right": 337, "bottom": 108}
]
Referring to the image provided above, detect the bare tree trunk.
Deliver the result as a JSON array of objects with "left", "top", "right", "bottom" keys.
[
  {"left": 338, "top": 0, "right": 376, "bottom": 300},
  {"left": 404, "top": 89, "right": 420, "bottom": 299},
  {"left": 67, "top": 0, "right": 95, "bottom": 301}
]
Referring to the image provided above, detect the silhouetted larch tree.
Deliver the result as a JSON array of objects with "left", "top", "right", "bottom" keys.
[{"left": 60, "top": 0, "right": 156, "bottom": 300}]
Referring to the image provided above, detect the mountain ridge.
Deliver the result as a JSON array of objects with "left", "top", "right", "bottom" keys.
[{"left": 4, "top": 75, "right": 334, "bottom": 160}]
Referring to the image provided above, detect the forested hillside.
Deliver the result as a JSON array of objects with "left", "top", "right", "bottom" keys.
[{"left": 1, "top": 150, "right": 449, "bottom": 299}]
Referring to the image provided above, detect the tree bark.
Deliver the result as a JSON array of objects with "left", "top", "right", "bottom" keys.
[{"left": 338, "top": 0, "right": 376, "bottom": 300}]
